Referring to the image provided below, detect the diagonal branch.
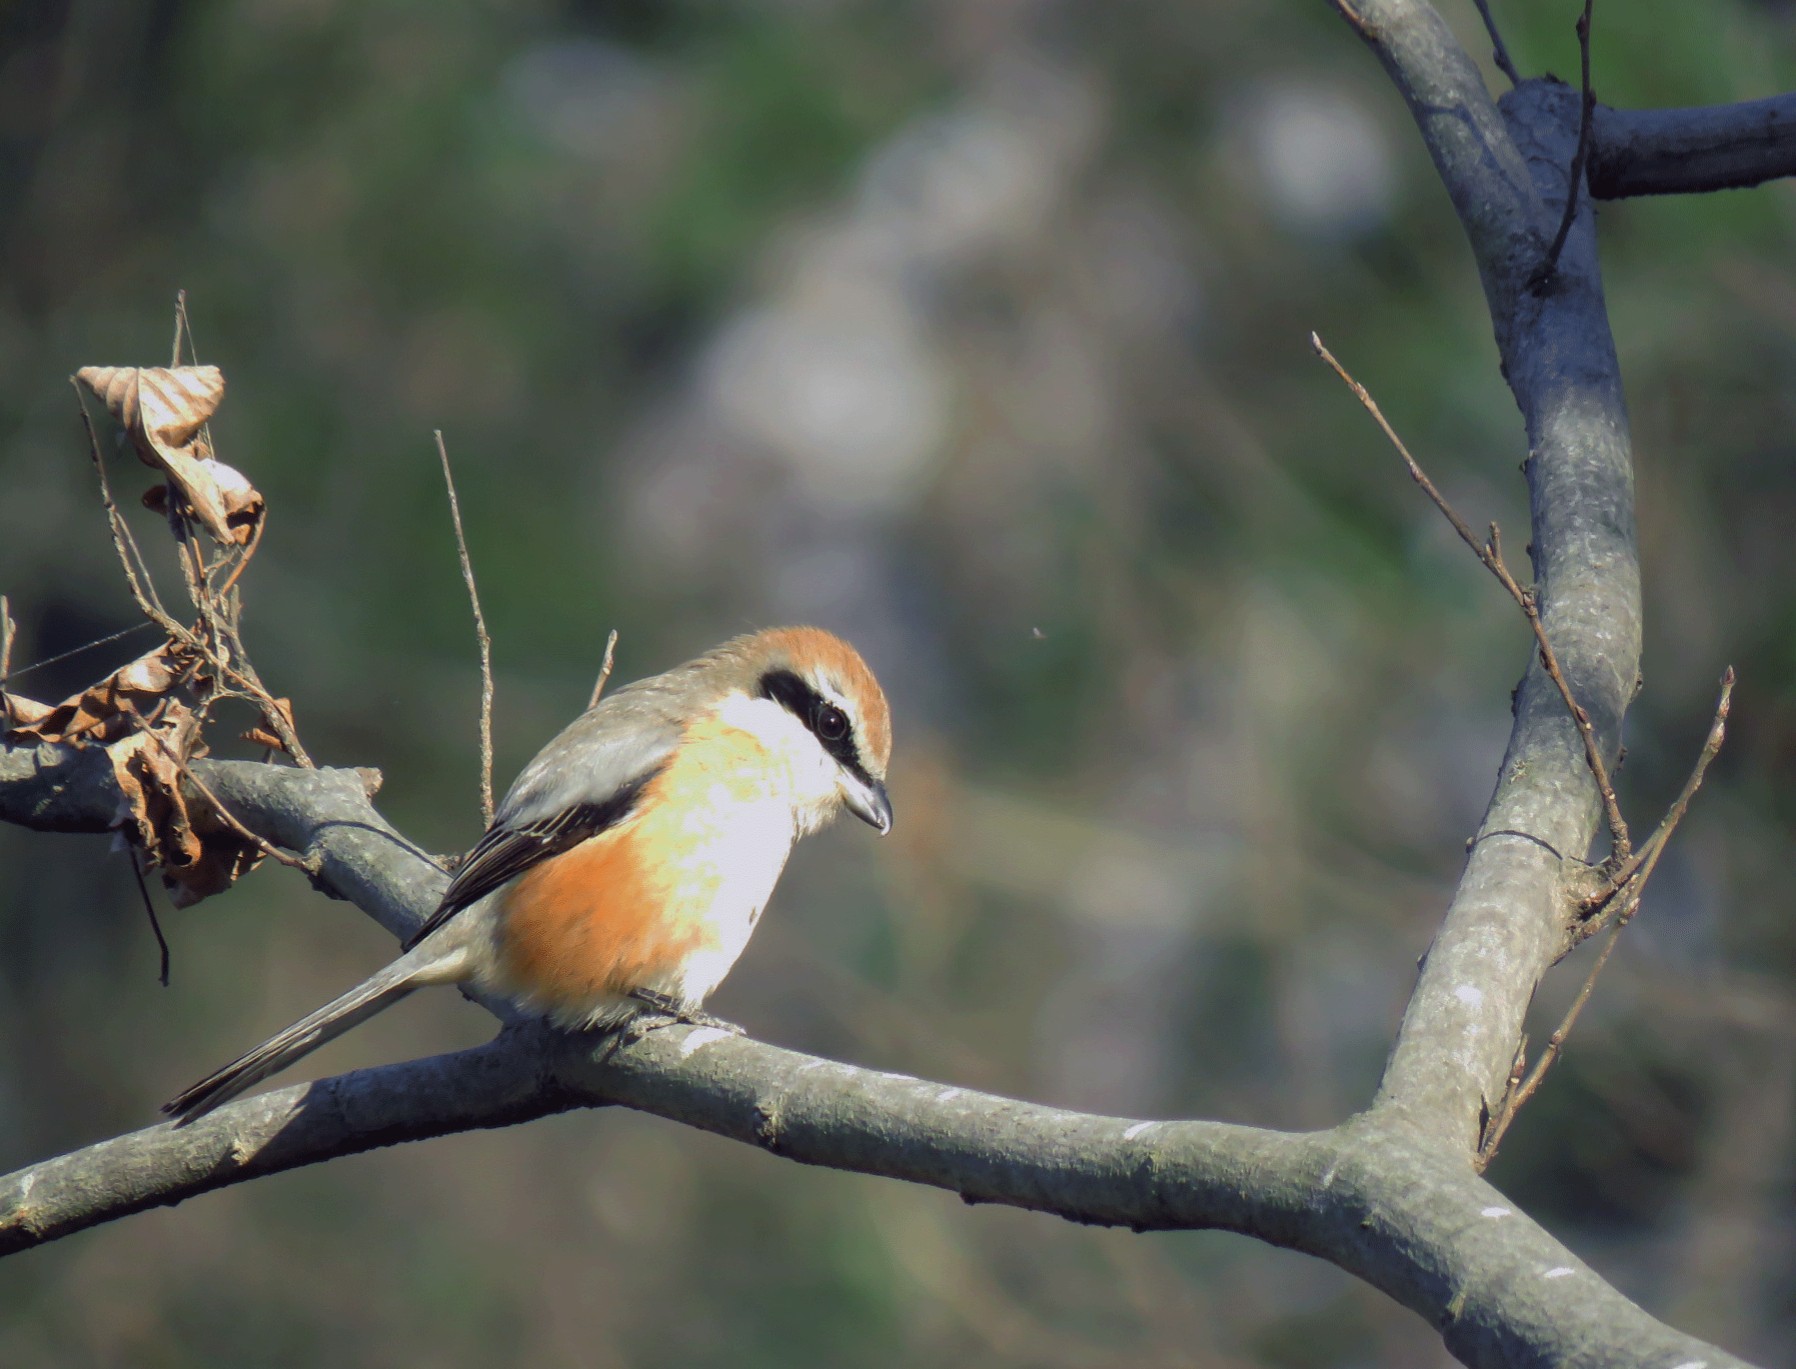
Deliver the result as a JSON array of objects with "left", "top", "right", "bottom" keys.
[{"left": 1476, "top": 666, "right": 1735, "bottom": 1166}]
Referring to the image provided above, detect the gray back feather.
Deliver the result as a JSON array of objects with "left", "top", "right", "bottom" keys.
[{"left": 494, "top": 670, "right": 693, "bottom": 828}]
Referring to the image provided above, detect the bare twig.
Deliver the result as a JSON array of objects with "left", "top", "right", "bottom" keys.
[
  {"left": 0, "top": 597, "right": 14, "bottom": 685},
  {"left": 127, "top": 854, "right": 172, "bottom": 987},
  {"left": 181, "top": 526, "right": 232, "bottom": 667},
  {"left": 1478, "top": 668, "right": 1733, "bottom": 1165},
  {"left": 588, "top": 628, "right": 620, "bottom": 710},
  {"left": 170, "top": 289, "right": 188, "bottom": 367},
  {"left": 1478, "top": 918, "right": 1623, "bottom": 1165},
  {"left": 1, "top": 624, "right": 158, "bottom": 685},
  {"left": 1478, "top": 1034, "right": 1529, "bottom": 1160},
  {"left": 220, "top": 655, "right": 312, "bottom": 767},
  {"left": 1578, "top": 667, "right": 1734, "bottom": 928},
  {"left": 74, "top": 383, "right": 178, "bottom": 632},
  {"left": 1532, "top": 0, "right": 1596, "bottom": 288},
  {"left": 1310, "top": 333, "right": 1631, "bottom": 861},
  {"left": 213, "top": 509, "right": 265, "bottom": 598},
  {"left": 1471, "top": 0, "right": 1522, "bottom": 86},
  {"left": 435, "top": 432, "right": 495, "bottom": 827}
]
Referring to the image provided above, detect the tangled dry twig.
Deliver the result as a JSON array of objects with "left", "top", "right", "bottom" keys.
[{"left": 1, "top": 302, "right": 317, "bottom": 923}]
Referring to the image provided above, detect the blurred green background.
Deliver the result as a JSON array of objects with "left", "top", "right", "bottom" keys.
[{"left": 3, "top": 1, "right": 1795, "bottom": 1364}]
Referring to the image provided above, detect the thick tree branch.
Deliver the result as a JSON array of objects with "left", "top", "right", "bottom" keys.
[
  {"left": 1592, "top": 93, "right": 1796, "bottom": 198},
  {"left": 1329, "top": 0, "right": 1543, "bottom": 330},
  {"left": 0, "top": 732, "right": 1757, "bottom": 1366},
  {"left": 0, "top": 1033, "right": 573, "bottom": 1254},
  {"left": 1334, "top": 2, "right": 1641, "bottom": 1153}
]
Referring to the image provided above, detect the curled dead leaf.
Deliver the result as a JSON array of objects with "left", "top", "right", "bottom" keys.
[
  {"left": 0, "top": 642, "right": 198, "bottom": 747},
  {"left": 2, "top": 692, "right": 54, "bottom": 730},
  {"left": 141, "top": 458, "right": 263, "bottom": 544},
  {"left": 76, "top": 364, "right": 262, "bottom": 545},
  {"left": 105, "top": 704, "right": 263, "bottom": 908},
  {"left": 111, "top": 728, "right": 203, "bottom": 869},
  {"left": 77, "top": 365, "right": 223, "bottom": 454}
]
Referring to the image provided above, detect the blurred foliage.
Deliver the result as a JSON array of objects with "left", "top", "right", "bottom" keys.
[{"left": 3, "top": 0, "right": 1796, "bottom": 1365}]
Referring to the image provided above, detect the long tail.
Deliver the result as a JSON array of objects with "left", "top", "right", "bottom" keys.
[{"left": 162, "top": 942, "right": 474, "bottom": 1125}]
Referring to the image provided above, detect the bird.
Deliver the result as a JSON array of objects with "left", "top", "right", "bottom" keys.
[{"left": 163, "top": 626, "right": 893, "bottom": 1124}]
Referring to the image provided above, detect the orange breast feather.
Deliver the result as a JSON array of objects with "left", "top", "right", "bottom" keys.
[{"left": 495, "top": 716, "right": 792, "bottom": 1019}]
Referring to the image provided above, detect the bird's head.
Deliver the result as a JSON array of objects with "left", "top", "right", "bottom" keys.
[{"left": 707, "top": 626, "right": 893, "bottom": 837}]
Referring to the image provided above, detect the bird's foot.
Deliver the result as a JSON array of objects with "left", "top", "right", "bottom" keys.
[{"left": 619, "top": 988, "right": 744, "bottom": 1045}]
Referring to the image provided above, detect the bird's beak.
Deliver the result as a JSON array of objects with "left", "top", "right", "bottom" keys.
[{"left": 840, "top": 773, "right": 893, "bottom": 835}]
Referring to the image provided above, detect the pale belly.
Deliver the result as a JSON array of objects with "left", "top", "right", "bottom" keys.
[{"left": 488, "top": 789, "right": 796, "bottom": 1028}]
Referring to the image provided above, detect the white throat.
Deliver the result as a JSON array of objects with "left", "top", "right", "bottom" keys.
[{"left": 713, "top": 690, "right": 843, "bottom": 834}]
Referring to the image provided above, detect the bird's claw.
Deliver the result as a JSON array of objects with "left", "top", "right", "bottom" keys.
[{"left": 619, "top": 989, "right": 744, "bottom": 1045}]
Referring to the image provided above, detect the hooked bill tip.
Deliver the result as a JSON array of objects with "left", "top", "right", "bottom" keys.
[{"left": 843, "top": 776, "right": 892, "bottom": 835}]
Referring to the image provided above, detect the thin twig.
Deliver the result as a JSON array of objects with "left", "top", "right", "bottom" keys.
[
  {"left": 170, "top": 289, "right": 188, "bottom": 367},
  {"left": 74, "top": 383, "right": 178, "bottom": 632},
  {"left": 435, "top": 432, "right": 495, "bottom": 827},
  {"left": 1477, "top": 1034, "right": 1529, "bottom": 1164},
  {"left": 0, "top": 596, "right": 14, "bottom": 685},
  {"left": 1532, "top": 0, "right": 1595, "bottom": 288},
  {"left": 135, "top": 719, "right": 317, "bottom": 874},
  {"left": 213, "top": 510, "right": 265, "bottom": 598},
  {"left": 1577, "top": 667, "right": 1734, "bottom": 928},
  {"left": 1471, "top": 0, "right": 1522, "bottom": 86},
  {"left": 127, "top": 854, "right": 172, "bottom": 987},
  {"left": 588, "top": 629, "right": 620, "bottom": 710},
  {"left": 175, "top": 290, "right": 197, "bottom": 365},
  {"left": 1310, "top": 333, "right": 1631, "bottom": 860},
  {"left": 1480, "top": 668, "right": 1733, "bottom": 1164},
  {"left": 181, "top": 525, "right": 232, "bottom": 668},
  {"left": 2, "top": 623, "right": 159, "bottom": 685},
  {"left": 221, "top": 656, "right": 313, "bottom": 767},
  {"left": 1478, "top": 918, "right": 1624, "bottom": 1164}
]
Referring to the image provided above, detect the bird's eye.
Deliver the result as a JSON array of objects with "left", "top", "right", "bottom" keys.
[{"left": 814, "top": 703, "right": 849, "bottom": 743}]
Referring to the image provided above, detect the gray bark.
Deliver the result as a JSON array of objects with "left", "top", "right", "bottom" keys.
[{"left": 1592, "top": 94, "right": 1796, "bottom": 199}]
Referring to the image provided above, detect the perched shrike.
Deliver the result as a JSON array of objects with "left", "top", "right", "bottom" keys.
[{"left": 165, "top": 626, "right": 893, "bottom": 1123}]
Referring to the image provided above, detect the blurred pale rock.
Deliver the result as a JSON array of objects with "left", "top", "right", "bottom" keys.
[
  {"left": 1233, "top": 78, "right": 1398, "bottom": 239},
  {"left": 700, "top": 286, "right": 946, "bottom": 516}
]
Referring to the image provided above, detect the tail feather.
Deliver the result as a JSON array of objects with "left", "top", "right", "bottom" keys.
[{"left": 163, "top": 945, "right": 470, "bottom": 1125}]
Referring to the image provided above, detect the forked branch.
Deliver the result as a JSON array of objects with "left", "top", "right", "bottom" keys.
[
  {"left": 1478, "top": 668, "right": 1733, "bottom": 1164},
  {"left": 1311, "top": 331, "right": 1735, "bottom": 1162}
]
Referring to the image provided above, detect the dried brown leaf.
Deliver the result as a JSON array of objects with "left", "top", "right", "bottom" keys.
[
  {"left": 111, "top": 729, "right": 202, "bottom": 867},
  {"left": 0, "top": 642, "right": 195, "bottom": 746},
  {"left": 76, "top": 365, "right": 262, "bottom": 545},
  {"left": 2, "top": 692, "right": 54, "bottom": 729},
  {"left": 104, "top": 703, "right": 263, "bottom": 907},
  {"left": 76, "top": 365, "right": 223, "bottom": 453}
]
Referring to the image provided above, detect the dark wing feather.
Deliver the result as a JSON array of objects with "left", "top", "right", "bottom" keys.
[
  {"left": 404, "top": 767, "right": 660, "bottom": 950},
  {"left": 404, "top": 654, "right": 696, "bottom": 950}
]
